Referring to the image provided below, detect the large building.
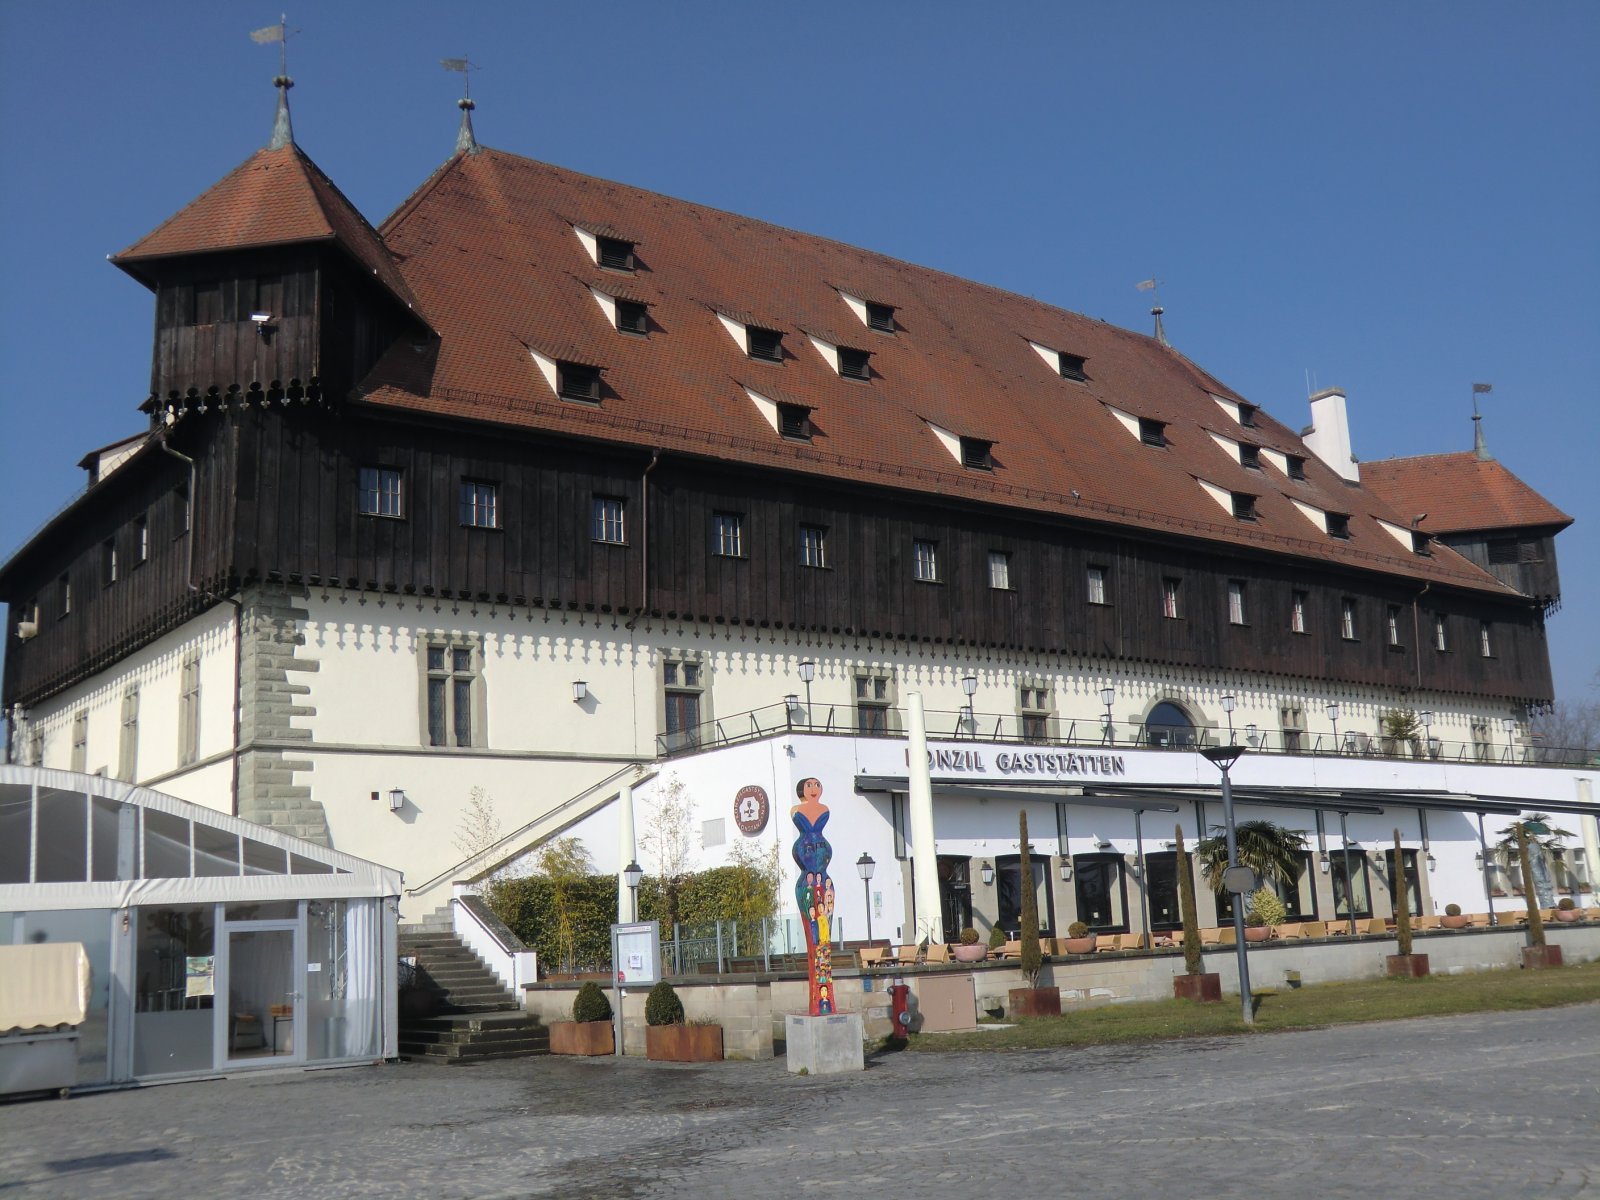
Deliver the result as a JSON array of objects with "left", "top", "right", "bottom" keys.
[{"left": 2, "top": 84, "right": 1594, "bottom": 947}]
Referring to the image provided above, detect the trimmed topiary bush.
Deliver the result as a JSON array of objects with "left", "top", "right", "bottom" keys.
[
  {"left": 959, "top": 927, "right": 980, "bottom": 945},
  {"left": 988, "top": 922, "right": 1008, "bottom": 950},
  {"left": 1558, "top": 898, "right": 1576, "bottom": 911},
  {"left": 1246, "top": 888, "right": 1287, "bottom": 929},
  {"left": 1444, "top": 903, "right": 1462, "bottom": 917},
  {"left": 645, "top": 980, "right": 684, "bottom": 1027},
  {"left": 572, "top": 980, "right": 612, "bottom": 1023},
  {"left": 1067, "top": 921, "right": 1090, "bottom": 939}
]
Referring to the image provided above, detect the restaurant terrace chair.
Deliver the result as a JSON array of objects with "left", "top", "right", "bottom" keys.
[
  {"left": 1363, "top": 918, "right": 1389, "bottom": 936},
  {"left": 1274, "top": 923, "right": 1305, "bottom": 940},
  {"left": 996, "top": 939, "right": 1023, "bottom": 960},
  {"left": 1299, "top": 920, "right": 1327, "bottom": 938},
  {"left": 892, "top": 944, "right": 922, "bottom": 966},
  {"left": 923, "top": 942, "right": 951, "bottom": 966},
  {"left": 1199, "top": 927, "right": 1222, "bottom": 946},
  {"left": 1412, "top": 915, "right": 1440, "bottom": 931},
  {"left": 1035, "top": 937, "right": 1058, "bottom": 956},
  {"left": 1121, "top": 932, "right": 1147, "bottom": 951},
  {"left": 1465, "top": 912, "right": 1492, "bottom": 927},
  {"left": 1216, "top": 926, "right": 1237, "bottom": 947},
  {"left": 1094, "top": 934, "right": 1124, "bottom": 952},
  {"left": 1587, "top": 908, "right": 1600, "bottom": 921},
  {"left": 857, "top": 946, "right": 889, "bottom": 969}
]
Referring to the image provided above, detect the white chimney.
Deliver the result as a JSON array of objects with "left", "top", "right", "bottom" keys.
[{"left": 1303, "top": 387, "right": 1359, "bottom": 483}]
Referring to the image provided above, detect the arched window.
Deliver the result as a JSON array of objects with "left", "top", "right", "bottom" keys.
[{"left": 1145, "top": 701, "right": 1197, "bottom": 747}]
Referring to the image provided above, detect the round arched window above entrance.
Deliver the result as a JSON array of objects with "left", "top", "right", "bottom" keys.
[{"left": 1145, "top": 701, "right": 1197, "bottom": 747}]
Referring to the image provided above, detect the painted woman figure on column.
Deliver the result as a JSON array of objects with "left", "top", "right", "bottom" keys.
[{"left": 791, "top": 776, "right": 835, "bottom": 1015}]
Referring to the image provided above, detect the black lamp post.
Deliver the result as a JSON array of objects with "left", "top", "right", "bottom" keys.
[
  {"left": 1101, "top": 687, "right": 1116, "bottom": 745},
  {"left": 1200, "top": 744, "right": 1254, "bottom": 1025},
  {"left": 798, "top": 659, "right": 816, "bottom": 728},
  {"left": 962, "top": 674, "right": 978, "bottom": 734},
  {"left": 623, "top": 859, "right": 643, "bottom": 922},
  {"left": 855, "top": 852, "right": 876, "bottom": 944}
]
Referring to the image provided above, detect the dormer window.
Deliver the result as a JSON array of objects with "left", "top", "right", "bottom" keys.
[
  {"left": 1326, "top": 512, "right": 1351, "bottom": 540},
  {"left": 1287, "top": 455, "right": 1307, "bottom": 480},
  {"left": 1231, "top": 493, "right": 1257, "bottom": 521},
  {"left": 597, "top": 236, "right": 635, "bottom": 271},
  {"left": 960, "top": 437, "right": 993, "bottom": 471},
  {"left": 778, "top": 403, "right": 812, "bottom": 441},
  {"left": 838, "top": 347, "right": 871, "bottom": 380},
  {"left": 1412, "top": 531, "right": 1432, "bottom": 557},
  {"left": 615, "top": 300, "right": 648, "bottom": 335},
  {"left": 558, "top": 362, "right": 602, "bottom": 403},
  {"left": 865, "top": 301, "right": 895, "bottom": 333},
  {"left": 1239, "top": 444, "right": 1261, "bottom": 470},
  {"left": 1139, "top": 418, "right": 1167, "bottom": 447},
  {"left": 747, "top": 327, "right": 784, "bottom": 362},
  {"left": 1238, "top": 403, "right": 1258, "bottom": 428},
  {"left": 1058, "top": 352, "right": 1088, "bottom": 382}
]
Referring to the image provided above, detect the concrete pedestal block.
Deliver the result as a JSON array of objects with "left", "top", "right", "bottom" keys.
[{"left": 785, "top": 1012, "right": 865, "bottom": 1075}]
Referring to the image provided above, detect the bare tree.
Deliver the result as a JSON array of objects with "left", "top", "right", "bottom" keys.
[
  {"left": 453, "top": 786, "right": 503, "bottom": 860},
  {"left": 639, "top": 773, "right": 696, "bottom": 928},
  {"left": 1530, "top": 670, "right": 1600, "bottom": 757}
]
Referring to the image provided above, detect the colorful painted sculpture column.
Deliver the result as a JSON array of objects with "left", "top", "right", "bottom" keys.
[{"left": 791, "top": 776, "right": 835, "bottom": 1015}]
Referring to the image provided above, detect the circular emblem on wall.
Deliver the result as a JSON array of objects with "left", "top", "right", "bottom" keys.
[{"left": 733, "top": 785, "right": 770, "bottom": 835}]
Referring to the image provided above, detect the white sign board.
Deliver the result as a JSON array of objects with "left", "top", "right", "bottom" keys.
[{"left": 611, "top": 921, "right": 661, "bottom": 986}]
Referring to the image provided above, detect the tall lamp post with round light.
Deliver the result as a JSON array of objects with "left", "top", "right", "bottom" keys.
[
  {"left": 1101, "top": 687, "right": 1116, "bottom": 745},
  {"left": 798, "top": 660, "right": 816, "bottom": 728},
  {"left": 1200, "top": 744, "right": 1255, "bottom": 1025},
  {"left": 623, "top": 860, "right": 643, "bottom": 922},
  {"left": 856, "top": 853, "right": 876, "bottom": 944}
]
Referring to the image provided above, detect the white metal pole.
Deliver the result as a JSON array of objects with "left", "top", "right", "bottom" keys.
[
  {"left": 616, "top": 782, "right": 635, "bottom": 922},
  {"left": 906, "top": 692, "right": 944, "bottom": 944}
]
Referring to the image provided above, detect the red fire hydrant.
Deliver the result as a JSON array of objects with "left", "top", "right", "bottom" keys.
[{"left": 887, "top": 981, "right": 912, "bottom": 1044}]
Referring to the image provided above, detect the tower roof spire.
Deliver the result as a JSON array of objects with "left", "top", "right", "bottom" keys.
[
  {"left": 441, "top": 58, "right": 481, "bottom": 155},
  {"left": 250, "top": 17, "right": 300, "bottom": 150},
  {"left": 1471, "top": 382, "right": 1493, "bottom": 460}
]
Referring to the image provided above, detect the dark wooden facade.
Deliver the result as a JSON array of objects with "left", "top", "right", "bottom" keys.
[
  {"left": 2, "top": 400, "right": 1554, "bottom": 710},
  {"left": 1437, "top": 530, "right": 1563, "bottom": 614}
]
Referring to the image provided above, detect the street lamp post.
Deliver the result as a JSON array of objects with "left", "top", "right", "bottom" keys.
[
  {"left": 856, "top": 852, "right": 876, "bottom": 944},
  {"left": 1326, "top": 702, "right": 1341, "bottom": 753},
  {"left": 1221, "top": 694, "right": 1236, "bottom": 742},
  {"left": 1101, "top": 687, "right": 1116, "bottom": 745},
  {"left": 962, "top": 674, "right": 978, "bottom": 735},
  {"left": 798, "top": 659, "right": 816, "bottom": 728},
  {"left": 623, "top": 860, "right": 643, "bottom": 922},
  {"left": 1200, "top": 744, "right": 1254, "bottom": 1025}
]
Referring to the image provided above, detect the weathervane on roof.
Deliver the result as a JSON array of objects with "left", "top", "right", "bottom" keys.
[
  {"left": 442, "top": 57, "right": 481, "bottom": 155},
  {"left": 1471, "top": 381, "right": 1493, "bottom": 461},
  {"left": 251, "top": 15, "right": 301, "bottom": 150},
  {"left": 1136, "top": 277, "right": 1168, "bottom": 346}
]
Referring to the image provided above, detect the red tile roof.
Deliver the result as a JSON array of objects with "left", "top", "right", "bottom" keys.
[
  {"left": 1363, "top": 452, "right": 1572, "bottom": 535},
  {"left": 357, "top": 147, "right": 1522, "bottom": 598},
  {"left": 114, "top": 144, "right": 425, "bottom": 322}
]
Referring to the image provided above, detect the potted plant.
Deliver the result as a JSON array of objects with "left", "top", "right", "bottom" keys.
[
  {"left": 1172, "top": 826, "right": 1221, "bottom": 1003},
  {"left": 1007, "top": 811, "right": 1061, "bottom": 1017},
  {"left": 1061, "top": 921, "right": 1096, "bottom": 955},
  {"left": 1440, "top": 903, "right": 1469, "bottom": 930},
  {"left": 1555, "top": 898, "right": 1581, "bottom": 923},
  {"left": 986, "top": 923, "right": 1008, "bottom": 954},
  {"left": 644, "top": 980, "right": 724, "bottom": 1062},
  {"left": 952, "top": 927, "right": 988, "bottom": 963},
  {"left": 1385, "top": 829, "right": 1430, "bottom": 978},
  {"left": 1244, "top": 888, "right": 1285, "bottom": 941},
  {"left": 1513, "top": 822, "right": 1563, "bottom": 969},
  {"left": 550, "top": 980, "right": 615, "bottom": 1055}
]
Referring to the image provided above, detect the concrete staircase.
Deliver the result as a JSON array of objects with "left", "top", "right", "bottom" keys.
[{"left": 398, "top": 912, "right": 548, "bottom": 1064}]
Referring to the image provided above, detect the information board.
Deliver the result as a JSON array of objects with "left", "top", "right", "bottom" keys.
[{"left": 611, "top": 921, "right": 661, "bottom": 986}]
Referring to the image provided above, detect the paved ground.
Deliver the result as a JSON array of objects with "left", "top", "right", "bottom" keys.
[{"left": 2, "top": 1004, "right": 1597, "bottom": 1199}]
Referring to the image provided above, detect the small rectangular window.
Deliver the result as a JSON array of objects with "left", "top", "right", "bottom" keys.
[
  {"left": 960, "top": 437, "right": 993, "bottom": 470},
  {"left": 913, "top": 540, "right": 939, "bottom": 583},
  {"left": 1480, "top": 621, "right": 1493, "bottom": 658},
  {"left": 1434, "top": 614, "right": 1448, "bottom": 652},
  {"left": 558, "top": 362, "right": 602, "bottom": 402},
  {"left": 1239, "top": 444, "right": 1261, "bottom": 470},
  {"left": 1087, "top": 565, "right": 1108, "bottom": 606},
  {"left": 1139, "top": 418, "right": 1167, "bottom": 447},
  {"left": 1341, "top": 598, "right": 1357, "bottom": 640},
  {"left": 1327, "top": 513, "right": 1351, "bottom": 539},
  {"left": 460, "top": 480, "right": 499, "bottom": 529},
  {"left": 1238, "top": 403, "right": 1258, "bottom": 428},
  {"left": 988, "top": 551, "right": 1011, "bottom": 590},
  {"left": 663, "top": 656, "right": 705, "bottom": 751},
  {"left": 1287, "top": 456, "right": 1307, "bottom": 481},
  {"left": 838, "top": 347, "right": 871, "bottom": 380},
  {"left": 1231, "top": 493, "right": 1257, "bottom": 521},
  {"left": 134, "top": 515, "right": 149, "bottom": 565},
  {"left": 865, "top": 302, "right": 895, "bottom": 332},
  {"left": 1019, "top": 683, "right": 1052, "bottom": 744},
  {"left": 102, "top": 539, "right": 118, "bottom": 586},
  {"left": 1412, "top": 531, "right": 1432, "bottom": 557},
  {"left": 59, "top": 574, "right": 71, "bottom": 618},
  {"left": 713, "top": 512, "right": 745, "bottom": 558},
  {"left": 1387, "top": 604, "right": 1403, "bottom": 648},
  {"left": 1058, "top": 353, "right": 1088, "bottom": 382},
  {"left": 855, "top": 673, "right": 892, "bottom": 735},
  {"left": 1162, "top": 578, "right": 1181, "bottom": 620},
  {"left": 747, "top": 327, "right": 783, "bottom": 362},
  {"left": 359, "top": 466, "right": 404, "bottom": 518},
  {"left": 1281, "top": 704, "right": 1305, "bottom": 753},
  {"left": 175, "top": 483, "right": 191, "bottom": 536},
  {"left": 799, "top": 524, "right": 828, "bottom": 569},
  {"left": 71, "top": 710, "right": 88, "bottom": 774},
  {"left": 425, "top": 640, "right": 479, "bottom": 748},
  {"left": 778, "top": 404, "right": 811, "bottom": 440},
  {"left": 179, "top": 656, "right": 201, "bottom": 765},
  {"left": 1228, "top": 580, "right": 1247, "bottom": 625},
  {"left": 593, "top": 496, "right": 626, "bottom": 544},
  {"left": 597, "top": 236, "right": 635, "bottom": 271},
  {"left": 119, "top": 687, "right": 140, "bottom": 782},
  {"left": 1291, "top": 590, "right": 1308, "bottom": 634},
  {"left": 615, "top": 300, "right": 649, "bottom": 334}
]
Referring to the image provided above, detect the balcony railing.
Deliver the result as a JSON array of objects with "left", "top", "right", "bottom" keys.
[{"left": 656, "top": 701, "right": 1600, "bottom": 768}]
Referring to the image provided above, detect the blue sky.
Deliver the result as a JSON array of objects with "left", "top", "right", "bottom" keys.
[{"left": 1, "top": 1, "right": 1596, "bottom": 703}]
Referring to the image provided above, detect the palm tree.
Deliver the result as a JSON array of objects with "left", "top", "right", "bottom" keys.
[
  {"left": 1494, "top": 814, "right": 1575, "bottom": 903},
  {"left": 1196, "top": 820, "right": 1308, "bottom": 896}
]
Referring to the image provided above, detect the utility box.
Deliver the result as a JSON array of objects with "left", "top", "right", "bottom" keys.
[{"left": 913, "top": 974, "right": 978, "bottom": 1033}]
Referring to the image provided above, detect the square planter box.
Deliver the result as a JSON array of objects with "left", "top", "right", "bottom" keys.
[
  {"left": 1385, "top": 953, "right": 1430, "bottom": 978},
  {"left": 646, "top": 1024, "right": 724, "bottom": 1062},
  {"left": 549, "top": 1020, "right": 614, "bottom": 1056},
  {"left": 1007, "top": 987, "right": 1061, "bottom": 1017},
  {"left": 1522, "top": 945, "right": 1564, "bottom": 970},
  {"left": 1173, "top": 973, "right": 1222, "bottom": 1003}
]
